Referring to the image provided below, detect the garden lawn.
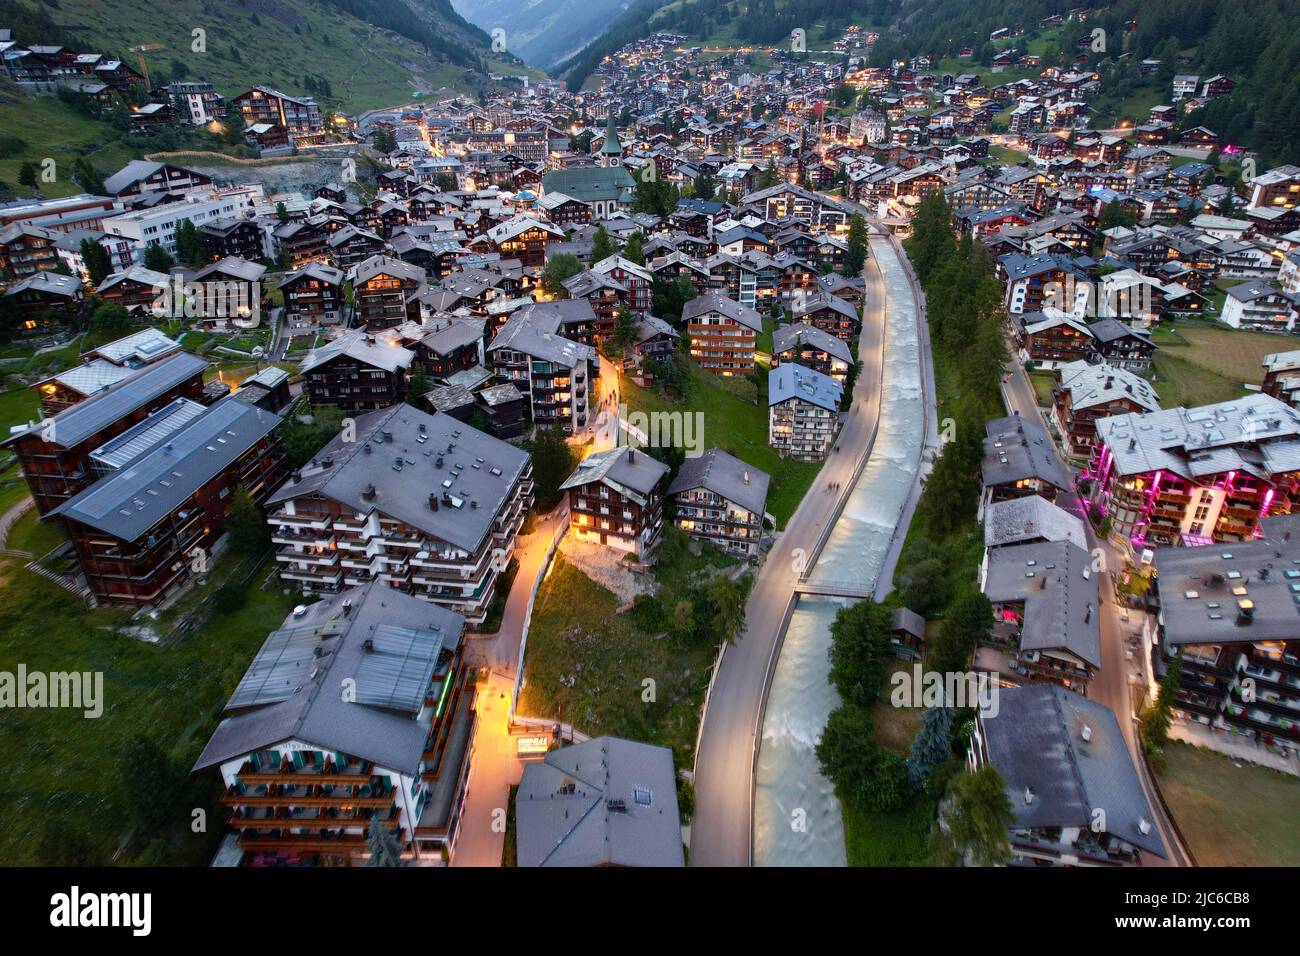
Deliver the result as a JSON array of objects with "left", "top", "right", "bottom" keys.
[
  {"left": 1155, "top": 741, "right": 1300, "bottom": 867},
  {"left": 619, "top": 363, "right": 822, "bottom": 527},
  {"left": 517, "top": 551, "right": 724, "bottom": 770},
  {"left": 0, "top": 554, "right": 299, "bottom": 864}
]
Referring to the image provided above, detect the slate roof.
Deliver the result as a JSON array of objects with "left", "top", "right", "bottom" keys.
[
  {"left": 668, "top": 448, "right": 769, "bottom": 517},
  {"left": 268, "top": 406, "right": 529, "bottom": 554},
  {"left": 515, "top": 736, "right": 683, "bottom": 867},
  {"left": 768, "top": 362, "right": 843, "bottom": 412},
  {"left": 982, "top": 540, "right": 1102, "bottom": 669},
  {"left": 981, "top": 414, "right": 1072, "bottom": 492},
  {"left": 983, "top": 494, "right": 1088, "bottom": 550},
  {"left": 560, "top": 445, "right": 668, "bottom": 501},
  {"left": 193, "top": 582, "right": 464, "bottom": 775},
  {"left": 981, "top": 683, "right": 1166, "bottom": 857}
]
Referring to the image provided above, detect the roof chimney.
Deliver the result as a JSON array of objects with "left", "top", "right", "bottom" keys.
[
  {"left": 428, "top": 493, "right": 439, "bottom": 511},
  {"left": 1023, "top": 786, "right": 1035, "bottom": 806},
  {"left": 362, "top": 483, "right": 376, "bottom": 500}
]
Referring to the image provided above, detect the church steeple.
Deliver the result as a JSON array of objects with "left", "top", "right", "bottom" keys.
[{"left": 600, "top": 111, "right": 623, "bottom": 167}]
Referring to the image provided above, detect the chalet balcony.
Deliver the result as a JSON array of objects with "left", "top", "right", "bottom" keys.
[
  {"left": 275, "top": 548, "right": 339, "bottom": 568},
  {"left": 267, "top": 510, "right": 331, "bottom": 531},
  {"left": 279, "top": 566, "right": 344, "bottom": 588}
]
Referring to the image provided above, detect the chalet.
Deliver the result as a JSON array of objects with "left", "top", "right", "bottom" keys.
[
  {"left": 278, "top": 262, "right": 345, "bottom": 327},
  {"left": 0, "top": 222, "right": 60, "bottom": 277},
  {"left": 979, "top": 540, "right": 1101, "bottom": 691},
  {"left": 792, "top": 290, "right": 859, "bottom": 343},
  {"left": 3, "top": 270, "right": 83, "bottom": 331},
  {"left": 684, "top": 294, "right": 761, "bottom": 375},
  {"left": 102, "top": 160, "right": 213, "bottom": 201},
  {"left": 468, "top": 215, "right": 563, "bottom": 269},
  {"left": 192, "top": 582, "right": 477, "bottom": 862},
  {"left": 1051, "top": 360, "right": 1161, "bottom": 456},
  {"left": 1221, "top": 281, "right": 1299, "bottom": 333},
  {"left": 667, "top": 449, "right": 770, "bottom": 559},
  {"left": 771, "top": 322, "right": 853, "bottom": 380},
  {"left": 200, "top": 217, "right": 264, "bottom": 262},
  {"left": 230, "top": 87, "right": 322, "bottom": 135},
  {"left": 969, "top": 683, "right": 1166, "bottom": 864},
  {"left": 487, "top": 308, "right": 593, "bottom": 435},
  {"left": 979, "top": 414, "right": 1073, "bottom": 517},
  {"left": 299, "top": 329, "right": 414, "bottom": 412},
  {"left": 561, "top": 446, "right": 669, "bottom": 557},
  {"left": 349, "top": 255, "right": 425, "bottom": 331}
]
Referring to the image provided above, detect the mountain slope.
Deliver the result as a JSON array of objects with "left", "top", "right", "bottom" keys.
[
  {"left": 451, "top": 0, "right": 635, "bottom": 69},
  {"left": 7, "top": 0, "right": 525, "bottom": 112}
]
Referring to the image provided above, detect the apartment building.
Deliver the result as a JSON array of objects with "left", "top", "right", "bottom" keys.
[
  {"left": 299, "top": 330, "right": 414, "bottom": 413},
  {"left": 979, "top": 414, "right": 1073, "bottom": 518},
  {"left": 349, "top": 255, "right": 425, "bottom": 331},
  {"left": 667, "top": 448, "right": 769, "bottom": 558},
  {"left": 968, "top": 683, "right": 1166, "bottom": 865},
  {"left": 791, "top": 290, "right": 860, "bottom": 343},
  {"left": 1051, "top": 360, "right": 1161, "bottom": 456},
  {"left": 487, "top": 310, "right": 594, "bottom": 435},
  {"left": 1150, "top": 514, "right": 1300, "bottom": 757},
  {"left": 771, "top": 322, "right": 853, "bottom": 381},
  {"left": 561, "top": 446, "right": 668, "bottom": 558},
  {"left": 768, "top": 362, "right": 843, "bottom": 461},
  {"left": 32, "top": 327, "right": 182, "bottom": 415},
  {"left": 267, "top": 406, "right": 533, "bottom": 624},
  {"left": 1087, "top": 394, "right": 1300, "bottom": 549},
  {"left": 278, "top": 262, "right": 345, "bottom": 327},
  {"left": 979, "top": 539, "right": 1101, "bottom": 691},
  {"left": 2, "top": 352, "right": 210, "bottom": 515},
  {"left": 50, "top": 396, "right": 286, "bottom": 606},
  {"left": 192, "top": 582, "right": 477, "bottom": 864},
  {"left": 230, "top": 87, "right": 322, "bottom": 135},
  {"left": 683, "top": 293, "right": 761, "bottom": 375},
  {"left": 103, "top": 195, "right": 246, "bottom": 262}
]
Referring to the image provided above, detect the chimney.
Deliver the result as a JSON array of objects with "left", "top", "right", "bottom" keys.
[
  {"left": 341, "top": 599, "right": 352, "bottom": 618},
  {"left": 362, "top": 483, "right": 376, "bottom": 501},
  {"left": 627, "top": 448, "right": 635, "bottom": 464},
  {"left": 1023, "top": 786, "right": 1035, "bottom": 806},
  {"left": 428, "top": 493, "right": 439, "bottom": 511},
  {"left": 363, "top": 638, "right": 374, "bottom": 653},
  {"left": 1081, "top": 722, "right": 1092, "bottom": 743}
]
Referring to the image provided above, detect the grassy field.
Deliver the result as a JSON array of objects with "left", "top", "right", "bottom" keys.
[
  {"left": 870, "top": 660, "right": 924, "bottom": 757},
  {"left": 518, "top": 530, "right": 738, "bottom": 768},
  {"left": 0, "top": 94, "right": 137, "bottom": 200},
  {"left": 6, "top": 505, "right": 63, "bottom": 557},
  {"left": 38, "top": 0, "right": 503, "bottom": 113},
  {"left": 1149, "top": 321, "right": 1285, "bottom": 408},
  {"left": 0, "top": 551, "right": 299, "bottom": 864},
  {"left": 1156, "top": 741, "right": 1300, "bottom": 867},
  {"left": 619, "top": 363, "right": 822, "bottom": 527}
]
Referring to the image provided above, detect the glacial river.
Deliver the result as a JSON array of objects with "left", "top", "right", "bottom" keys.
[{"left": 753, "top": 235, "right": 927, "bottom": 866}]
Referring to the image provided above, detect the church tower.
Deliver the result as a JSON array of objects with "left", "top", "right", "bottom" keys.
[{"left": 601, "top": 112, "right": 623, "bottom": 168}]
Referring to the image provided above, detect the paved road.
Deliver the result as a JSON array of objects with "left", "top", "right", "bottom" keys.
[
  {"left": 449, "top": 506, "right": 567, "bottom": 866},
  {"left": 1002, "top": 362, "right": 1187, "bottom": 867},
  {"left": 689, "top": 246, "right": 890, "bottom": 867}
]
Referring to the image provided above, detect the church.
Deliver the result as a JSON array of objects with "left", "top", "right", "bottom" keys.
[{"left": 541, "top": 113, "right": 637, "bottom": 219}]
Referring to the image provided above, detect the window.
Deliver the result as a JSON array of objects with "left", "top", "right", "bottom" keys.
[{"left": 633, "top": 787, "right": 652, "bottom": 806}]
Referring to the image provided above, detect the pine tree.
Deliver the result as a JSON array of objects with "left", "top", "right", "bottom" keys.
[
  {"left": 365, "top": 816, "right": 405, "bottom": 867},
  {"left": 80, "top": 238, "right": 112, "bottom": 287},
  {"left": 591, "top": 224, "right": 616, "bottom": 263},
  {"left": 906, "top": 702, "right": 953, "bottom": 791}
]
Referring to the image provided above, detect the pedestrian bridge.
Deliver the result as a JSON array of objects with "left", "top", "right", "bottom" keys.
[{"left": 792, "top": 580, "right": 875, "bottom": 600}]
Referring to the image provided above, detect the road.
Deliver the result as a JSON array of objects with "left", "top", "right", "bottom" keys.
[
  {"left": 450, "top": 506, "right": 568, "bottom": 866},
  {"left": 1002, "top": 361, "right": 1188, "bottom": 867},
  {"left": 689, "top": 244, "right": 889, "bottom": 867}
]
